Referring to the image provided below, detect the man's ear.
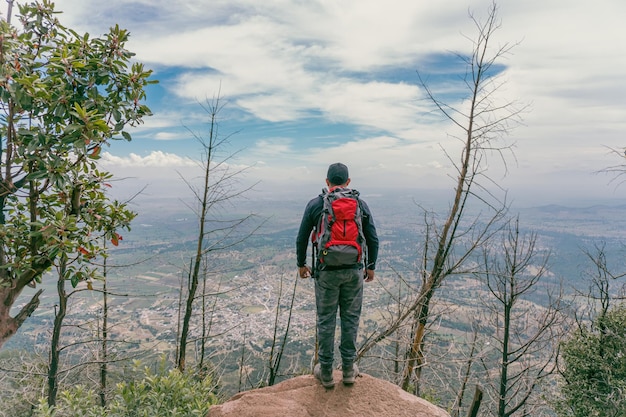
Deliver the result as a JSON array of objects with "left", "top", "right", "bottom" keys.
[
  {"left": 346, "top": 178, "right": 351, "bottom": 186},
  {"left": 325, "top": 179, "right": 331, "bottom": 187}
]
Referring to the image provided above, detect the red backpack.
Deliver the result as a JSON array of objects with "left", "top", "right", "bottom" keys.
[{"left": 311, "top": 187, "right": 365, "bottom": 269}]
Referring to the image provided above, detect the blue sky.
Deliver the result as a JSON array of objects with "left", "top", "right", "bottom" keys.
[{"left": 21, "top": 0, "right": 626, "bottom": 206}]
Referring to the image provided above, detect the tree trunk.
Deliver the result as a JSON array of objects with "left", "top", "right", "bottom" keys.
[
  {"left": 177, "top": 110, "right": 214, "bottom": 371},
  {"left": 452, "top": 326, "right": 479, "bottom": 417},
  {"left": 0, "top": 288, "right": 43, "bottom": 349},
  {"left": 48, "top": 258, "right": 68, "bottom": 407},
  {"left": 467, "top": 386, "right": 483, "bottom": 417},
  {"left": 498, "top": 302, "right": 511, "bottom": 417},
  {"left": 99, "top": 256, "right": 109, "bottom": 407},
  {"left": 178, "top": 259, "right": 199, "bottom": 371}
]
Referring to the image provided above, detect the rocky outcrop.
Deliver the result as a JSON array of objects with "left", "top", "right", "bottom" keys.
[{"left": 208, "top": 371, "right": 450, "bottom": 417}]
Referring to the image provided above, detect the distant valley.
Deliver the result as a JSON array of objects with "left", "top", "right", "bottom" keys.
[{"left": 5, "top": 194, "right": 626, "bottom": 394}]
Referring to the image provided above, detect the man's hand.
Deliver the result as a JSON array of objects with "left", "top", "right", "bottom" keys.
[
  {"left": 364, "top": 269, "right": 375, "bottom": 282},
  {"left": 298, "top": 265, "right": 312, "bottom": 278}
]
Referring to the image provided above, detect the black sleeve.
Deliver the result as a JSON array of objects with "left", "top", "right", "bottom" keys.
[
  {"left": 360, "top": 199, "right": 379, "bottom": 270},
  {"left": 295, "top": 197, "right": 321, "bottom": 267}
]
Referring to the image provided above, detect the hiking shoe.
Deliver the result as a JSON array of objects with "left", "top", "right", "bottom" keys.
[
  {"left": 342, "top": 363, "right": 359, "bottom": 385},
  {"left": 314, "top": 363, "right": 334, "bottom": 388}
]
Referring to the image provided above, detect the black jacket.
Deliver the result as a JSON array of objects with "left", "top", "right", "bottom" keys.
[{"left": 296, "top": 188, "right": 379, "bottom": 270}]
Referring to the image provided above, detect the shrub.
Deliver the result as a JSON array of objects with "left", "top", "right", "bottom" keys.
[{"left": 33, "top": 361, "right": 220, "bottom": 417}]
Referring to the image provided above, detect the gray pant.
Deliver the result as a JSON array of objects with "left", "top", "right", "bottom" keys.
[{"left": 315, "top": 268, "right": 363, "bottom": 369}]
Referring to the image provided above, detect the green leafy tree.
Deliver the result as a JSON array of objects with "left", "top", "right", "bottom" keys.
[
  {"left": 555, "top": 244, "right": 626, "bottom": 417},
  {"left": 0, "top": 1, "right": 155, "bottom": 348},
  {"left": 558, "top": 305, "right": 626, "bottom": 417},
  {"left": 46, "top": 179, "right": 136, "bottom": 407}
]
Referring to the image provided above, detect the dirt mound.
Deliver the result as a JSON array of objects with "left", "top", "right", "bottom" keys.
[{"left": 208, "top": 371, "right": 450, "bottom": 417}]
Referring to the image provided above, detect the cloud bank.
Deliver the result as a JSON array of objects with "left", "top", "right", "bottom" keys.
[{"left": 44, "top": 0, "right": 626, "bottom": 205}]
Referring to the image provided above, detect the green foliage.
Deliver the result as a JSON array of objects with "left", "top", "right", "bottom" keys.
[
  {"left": 556, "top": 305, "right": 626, "bottom": 416},
  {"left": 34, "top": 387, "right": 107, "bottom": 417},
  {"left": 32, "top": 361, "right": 220, "bottom": 417},
  {"left": 0, "top": 0, "right": 155, "bottom": 343}
]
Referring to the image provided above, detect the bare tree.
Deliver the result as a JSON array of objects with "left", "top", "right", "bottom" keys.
[
  {"left": 600, "top": 146, "right": 626, "bottom": 189},
  {"left": 177, "top": 93, "right": 260, "bottom": 371},
  {"left": 357, "top": 1, "right": 524, "bottom": 394},
  {"left": 450, "top": 322, "right": 481, "bottom": 417},
  {"left": 575, "top": 242, "right": 626, "bottom": 329},
  {"left": 267, "top": 272, "right": 299, "bottom": 386},
  {"left": 478, "top": 217, "right": 566, "bottom": 417},
  {"left": 0, "top": 348, "right": 48, "bottom": 415},
  {"left": 198, "top": 260, "right": 222, "bottom": 372}
]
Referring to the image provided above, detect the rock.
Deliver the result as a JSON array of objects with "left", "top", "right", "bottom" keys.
[{"left": 208, "top": 371, "right": 450, "bottom": 417}]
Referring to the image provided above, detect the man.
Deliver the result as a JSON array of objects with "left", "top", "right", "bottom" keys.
[{"left": 296, "top": 162, "right": 379, "bottom": 388}]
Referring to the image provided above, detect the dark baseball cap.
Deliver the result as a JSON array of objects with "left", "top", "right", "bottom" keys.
[{"left": 327, "top": 162, "right": 349, "bottom": 185}]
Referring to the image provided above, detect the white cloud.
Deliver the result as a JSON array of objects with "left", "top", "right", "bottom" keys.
[
  {"left": 44, "top": 0, "right": 626, "bottom": 204},
  {"left": 253, "top": 138, "right": 296, "bottom": 156},
  {"left": 152, "top": 132, "right": 183, "bottom": 141},
  {"left": 101, "top": 151, "right": 196, "bottom": 168}
]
